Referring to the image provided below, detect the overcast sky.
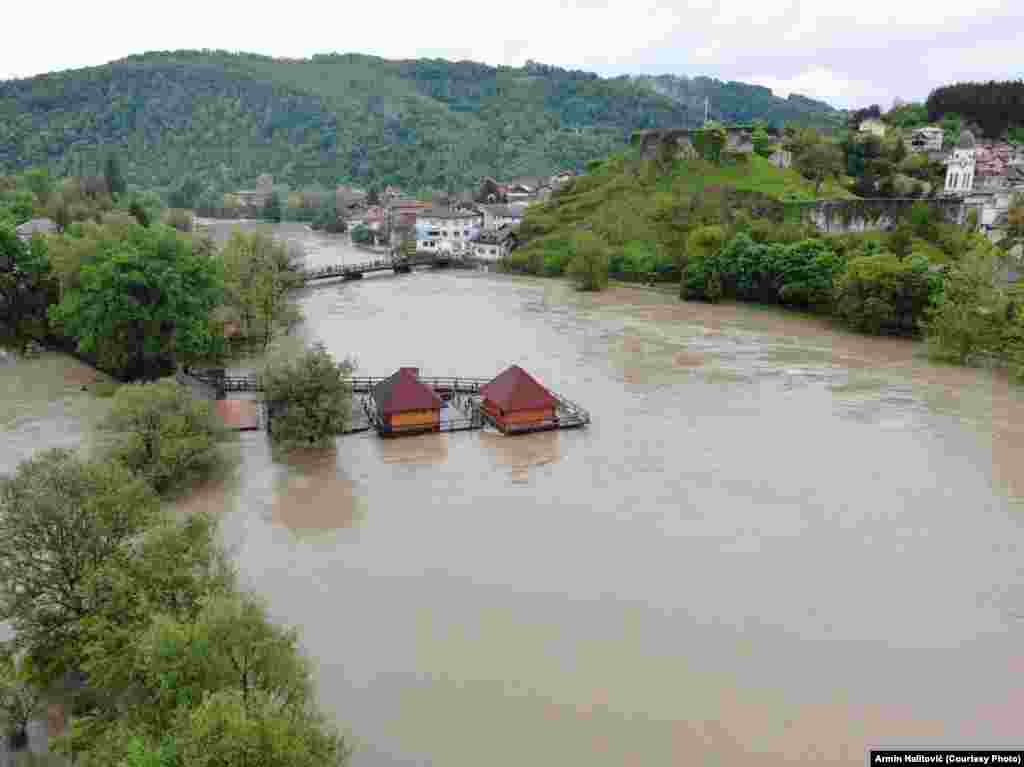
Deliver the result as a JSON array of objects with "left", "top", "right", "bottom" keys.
[{"left": 3, "top": 0, "right": 1022, "bottom": 109}]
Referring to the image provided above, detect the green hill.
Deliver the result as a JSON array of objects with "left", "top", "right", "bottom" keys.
[
  {"left": 510, "top": 148, "right": 855, "bottom": 276},
  {"left": 0, "top": 51, "right": 841, "bottom": 198}
]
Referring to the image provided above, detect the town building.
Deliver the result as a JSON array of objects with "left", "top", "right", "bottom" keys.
[
  {"left": 15, "top": 217, "right": 58, "bottom": 242},
  {"left": 233, "top": 175, "right": 275, "bottom": 210},
  {"left": 415, "top": 207, "right": 483, "bottom": 253},
  {"left": 905, "top": 126, "right": 944, "bottom": 153},
  {"left": 480, "top": 365, "right": 559, "bottom": 433},
  {"left": 372, "top": 367, "right": 442, "bottom": 436},
  {"left": 478, "top": 204, "right": 524, "bottom": 231},
  {"left": 470, "top": 226, "right": 518, "bottom": 261},
  {"left": 944, "top": 131, "right": 976, "bottom": 195},
  {"left": 858, "top": 119, "right": 888, "bottom": 137},
  {"left": 504, "top": 177, "right": 551, "bottom": 204}
]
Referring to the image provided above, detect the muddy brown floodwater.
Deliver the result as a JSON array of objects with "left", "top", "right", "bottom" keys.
[{"left": 4, "top": 221, "right": 1024, "bottom": 765}]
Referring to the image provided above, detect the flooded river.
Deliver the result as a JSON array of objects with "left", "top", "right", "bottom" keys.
[{"left": 4, "top": 221, "right": 1024, "bottom": 764}]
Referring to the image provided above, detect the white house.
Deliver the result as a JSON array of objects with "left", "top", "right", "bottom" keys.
[
  {"left": 470, "top": 226, "right": 518, "bottom": 261},
  {"left": 478, "top": 204, "right": 524, "bottom": 231},
  {"left": 415, "top": 207, "right": 483, "bottom": 253},
  {"left": 906, "top": 126, "right": 944, "bottom": 153},
  {"left": 944, "top": 130, "right": 976, "bottom": 195},
  {"left": 858, "top": 118, "right": 887, "bottom": 137}
]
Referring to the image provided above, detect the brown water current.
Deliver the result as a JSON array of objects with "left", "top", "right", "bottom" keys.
[{"left": 3, "top": 222, "right": 1024, "bottom": 764}]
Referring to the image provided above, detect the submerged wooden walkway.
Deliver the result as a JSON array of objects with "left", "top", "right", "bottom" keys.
[{"left": 182, "top": 369, "right": 591, "bottom": 436}]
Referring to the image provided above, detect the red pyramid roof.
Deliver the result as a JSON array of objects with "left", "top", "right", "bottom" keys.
[
  {"left": 481, "top": 365, "right": 557, "bottom": 412},
  {"left": 373, "top": 367, "right": 442, "bottom": 415}
]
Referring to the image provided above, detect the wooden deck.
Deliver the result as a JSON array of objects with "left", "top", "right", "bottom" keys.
[{"left": 182, "top": 368, "right": 591, "bottom": 438}]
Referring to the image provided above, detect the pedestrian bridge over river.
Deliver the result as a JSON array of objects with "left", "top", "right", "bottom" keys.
[{"left": 303, "top": 252, "right": 483, "bottom": 282}]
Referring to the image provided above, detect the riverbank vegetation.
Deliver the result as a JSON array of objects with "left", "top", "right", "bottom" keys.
[
  {"left": 512, "top": 148, "right": 1024, "bottom": 381},
  {"left": 0, "top": 381, "right": 351, "bottom": 764},
  {"left": 1, "top": 171, "right": 307, "bottom": 379}
]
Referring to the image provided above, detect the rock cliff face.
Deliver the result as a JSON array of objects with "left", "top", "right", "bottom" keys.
[
  {"left": 631, "top": 127, "right": 761, "bottom": 161},
  {"left": 801, "top": 199, "right": 966, "bottom": 233}
]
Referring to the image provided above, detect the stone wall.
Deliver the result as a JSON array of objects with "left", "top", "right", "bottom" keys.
[{"left": 800, "top": 198, "right": 966, "bottom": 233}]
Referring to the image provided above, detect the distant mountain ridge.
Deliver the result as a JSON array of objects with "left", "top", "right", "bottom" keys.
[
  {"left": 632, "top": 74, "right": 843, "bottom": 130},
  {"left": 0, "top": 51, "right": 842, "bottom": 198}
]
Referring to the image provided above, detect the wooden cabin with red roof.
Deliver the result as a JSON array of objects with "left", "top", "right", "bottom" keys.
[
  {"left": 480, "top": 365, "right": 559, "bottom": 433},
  {"left": 372, "top": 367, "right": 442, "bottom": 435}
]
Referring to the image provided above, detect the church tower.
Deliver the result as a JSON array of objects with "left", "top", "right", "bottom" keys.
[{"left": 944, "top": 130, "right": 976, "bottom": 195}]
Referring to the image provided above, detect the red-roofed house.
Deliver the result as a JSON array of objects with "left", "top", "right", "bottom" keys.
[
  {"left": 372, "top": 367, "right": 442, "bottom": 435},
  {"left": 480, "top": 365, "right": 558, "bottom": 433}
]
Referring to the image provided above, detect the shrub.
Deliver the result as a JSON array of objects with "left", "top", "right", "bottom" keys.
[
  {"left": 566, "top": 231, "right": 610, "bottom": 291},
  {"left": 835, "top": 253, "right": 938, "bottom": 335},
  {"left": 262, "top": 341, "right": 354, "bottom": 449},
  {"left": 102, "top": 381, "right": 228, "bottom": 494}
]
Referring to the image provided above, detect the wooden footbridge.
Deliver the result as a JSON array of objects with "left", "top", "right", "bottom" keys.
[
  {"left": 182, "top": 369, "right": 591, "bottom": 435},
  {"left": 303, "top": 252, "right": 480, "bottom": 282}
]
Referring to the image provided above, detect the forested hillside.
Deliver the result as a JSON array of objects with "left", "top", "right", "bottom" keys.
[
  {"left": 633, "top": 74, "right": 844, "bottom": 133},
  {"left": 926, "top": 80, "right": 1024, "bottom": 139},
  {"left": 0, "top": 51, "right": 840, "bottom": 199}
]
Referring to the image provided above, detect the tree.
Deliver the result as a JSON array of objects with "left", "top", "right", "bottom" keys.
[
  {"left": 263, "top": 192, "right": 283, "bottom": 223},
  {"left": 795, "top": 140, "right": 843, "bottom": 195},
  {"left": 0, "top": 449, "right": 159, "bottom": 680},
  {"left": 129, "top": 201, "right": 150, "bottom": 227},
  {"left": 262, "top": 341, "right": 354, "bottom": 449},
  {"left": 1008, "top": 194, "right": 1024, "bottom": 238},
  {"left": 104, "top": 152, "right": 126, "bottom": 197},
  {"left": 350, "top": 225, "right": 372, "bottom": 244},
  {"left": 835, "top": 253, "right": 937, "bottom": 335},
  {"left": 102, "top": 381, "right": 228, "bottom": 495},
  {"left": 0, "top": 651, "right": 43, "bottom": 751},
  {"left": 751, "top": 123, "right": 774, "bottom": 158},
  {"left": 566, "top": 230, "right": 610, "bottom": 291},
  {"left": 925, "top": 242, "right": 1008, "bottom": 363},
  {"left": 48, "top": 223, "right": 226, "bottom": 379},
  {"left": 222, "top": 230, "right": 304, "bottom": 348},
  {"left": 0, "top": 227, "right": 56, "bottom": 352},
  {"left": 888, "top": 225, "right": 914, "bottom": 258}
]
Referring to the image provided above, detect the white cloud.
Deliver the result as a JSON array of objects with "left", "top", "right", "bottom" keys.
[{"left": 746, "top": 68, "right": 889, "bottom": 109}]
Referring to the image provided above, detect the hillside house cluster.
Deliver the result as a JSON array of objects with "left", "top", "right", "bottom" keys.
[{"left": 940, "top": 130, "right": 1024, "bottom": 240}]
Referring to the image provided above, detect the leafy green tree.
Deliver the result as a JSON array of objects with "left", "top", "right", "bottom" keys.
[
  {"left": 350, "top": 225, "right": 372, "bottom": 244},
  {"left": 263, "top": 192, "right": 283, "bottom": 223},
  {"left": 888, "top": 225, "right": 914, "bottom": 258},
  {"left": 0, "top": 650, "right": 43, "bottom": 751},
  {"left": 566, "top": 230, "right": 610, "bottom": 291},
  {"left": 1008, "top": 194, "right": 1024, "bottom": 238},
  {"left": 104, "top": 152, "right": 126, "bottom": 197},
  {"left": 835, "top": 253, "right": 937, "bottom": 335},
  {"left": 22, "top": 168, "right": 54, "bottom": 208},
  {"left": 925, "top": 243, "right": 1007, "bottom": 363},
  {"left": 795, "top": 139, "right": 844, "bottom": 194},
  {"left": 48, "top": 223, "right": 225, "bottom": 379},
  {"left": 175, "top": 690, "right": 350, "bottom": 767},
  {"left": 129, "top": 200, "right": 150, "bottom": 227},
  {"left": 102, "top": 381, "right": 228, "bottom": 495},
  {"left": 0, "top": 449, "right": 159, "bottom": 680},
  {"left": 222, "top": 230, "right": 304, "bottom": 348},
  {"left": 751, "top": 122, "right": 774, "bottom": 158},
  {"left": 262, "top": 341, "right": 354, "bottom": 449},
  {"left": 0, "top": 227, "right": 57, "bottom": 352}
]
